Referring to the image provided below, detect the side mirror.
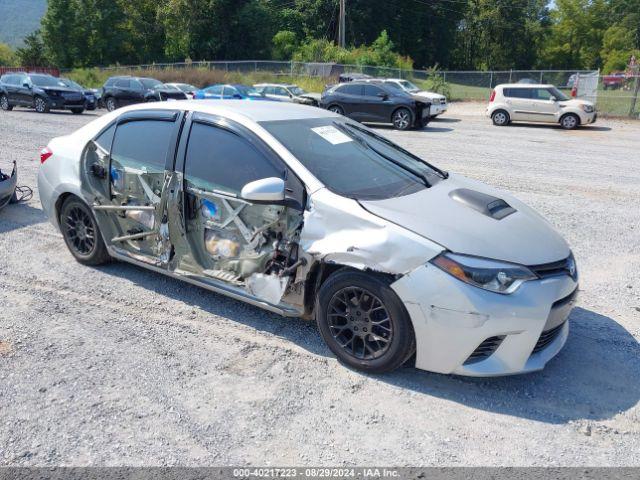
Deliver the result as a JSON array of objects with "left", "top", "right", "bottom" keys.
[
  {"left": 23, "top": 82, "right": 31, "bottom": 89},
  {"left": 241, "top": 177, "right": 285, "bottom": 203},
  {"left": 377, "top": 92, "right": 389, "bottom": 100},
  {"left": 233, "top": 93, "right": 243, "bottom": 99},
  {"left": 550, "top": 96, "right": 557, "bottom": 102}
]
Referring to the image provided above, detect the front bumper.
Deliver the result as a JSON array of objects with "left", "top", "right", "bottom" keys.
[
  {"left": 392, "top": 263, "right": 578, "bottom": 376},
  {"left": 46, "top": 97, "right": 85, "bottom": 110},
  {"left": 430, "top": 103, "right": 448, "bottom": 116}
]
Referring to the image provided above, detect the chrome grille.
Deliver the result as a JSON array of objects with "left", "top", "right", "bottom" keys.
[
  {"left": 529, "top": 256, "right": 576, "bottom": 280},
  {"left": 464, "top": 336, "right": 505, "bottom": 365}
]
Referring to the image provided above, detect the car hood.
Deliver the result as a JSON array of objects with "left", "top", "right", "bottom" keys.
[
  {"left": 411, "top": 91, "right": 445, "bottom": 101},
  {"left": 41, "top": 86, "right": 82, "bottom": 94},
  {"left": 559, "top": 98, "right": 594, "bottom": 108},
  {"left": 359, "top": 174, "right": 570, "bottom": 266},
  {"left": 299, "top": 92, "right": 321, "bottom": 101}
]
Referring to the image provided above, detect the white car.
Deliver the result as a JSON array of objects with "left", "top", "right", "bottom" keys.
[
  {"left": 254, "top": 83, "right": 321, "bottom": 106},
  {"left": 382, "top": 79, "right": 448, "bottom": 118},
  {"left": 164, "top": 83, "right": 198, "bottom": 100},
  {"left": 38, "top": 101, "right": 577, "bottom": 376},
  {"left": 487, "top": 83, "right": 597, "bottom": 129}
]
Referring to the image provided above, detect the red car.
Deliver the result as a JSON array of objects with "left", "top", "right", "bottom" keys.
[{"left": 603, "top": 72, "right": 626, "bottom": 90}]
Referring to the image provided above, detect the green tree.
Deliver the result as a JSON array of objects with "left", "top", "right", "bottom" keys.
[
  {"left": 41, "top": 0, "right": 80, "bottom": 67},
  {"left": 0, "top": 43, "right": 16, "bottom": 66},
  {"left": 539, "top": 0, "right": 608, "bottom": 69},
  {"left": 272, "top": 31, "right": 298, "bottom": 60},
  {"left": 119, "top": 0, "right": 167, "bottom": 64},
  {"left": 161, "top": 0, "right": 274, "bottom": 61},
  {"left": 454, "top": 0, "right": 550, "bottom": 70},
  {"left": 15, "top": 30, "right": 50, "bottom": 67}
]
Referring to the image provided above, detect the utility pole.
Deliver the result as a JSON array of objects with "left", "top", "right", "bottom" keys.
[{"left": 338, "top": 0, "right": 346, "bottom": 48}]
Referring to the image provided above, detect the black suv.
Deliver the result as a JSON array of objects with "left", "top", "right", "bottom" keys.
[
  {"left": 320, "top": 81, "right": 431, "bottom": 130},
  {"left": 0, "top": 72, "right": 86, "bottom": 114},
  {"left": 101, "top": 76, "right": 188, "bottom": 111}
]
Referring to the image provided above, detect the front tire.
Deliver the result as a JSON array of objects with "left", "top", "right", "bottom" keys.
[
  {"left": 392, "top": 108, "right": 412, "bottom": 130},
  {"left": 560, "top": 113, "right": 580, "bottom": 130},
  {"left": 71, "top": 108, "right": 85, "bottom": 115},
  {"left": 492, "top": 109, "right": 510, "bottom": 126},
  {"left": 316, "top": 270, "right": 416, "bottom": 374},
  {"left": 0, "top": 94, "right": 13, "bottom": 111},
  {"left": 60, "top": 197, "right": 110, "bottom": 266},
  {"left": 34, "top": 96, "right": 49, "bottom": 113},
  {"left": 328, "top": 104, "right": 344, "bottom": 115}
]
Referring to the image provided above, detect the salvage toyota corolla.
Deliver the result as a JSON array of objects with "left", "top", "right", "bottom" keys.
[{"left": 38, "top": 101, "right": 578, "bottom": 376}]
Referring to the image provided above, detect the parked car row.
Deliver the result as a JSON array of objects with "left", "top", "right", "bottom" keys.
[
  {"left": 0, "top": 72, "right": 89, "bottom": 114},
  {"left": 97, "top": 74, "right": 448, "bottom": 130}
]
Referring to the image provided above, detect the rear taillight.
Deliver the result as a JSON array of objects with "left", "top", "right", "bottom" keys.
[
  {"left": 489, "top": 90, "right": 496, "bottom": 102},
  {"left": 40, "top": 147, "right": 53, "bottom": 164}
]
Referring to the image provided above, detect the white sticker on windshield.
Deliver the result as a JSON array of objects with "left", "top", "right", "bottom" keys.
[{"left": 311, "top": 126, "right": 353, "bottom": 145}]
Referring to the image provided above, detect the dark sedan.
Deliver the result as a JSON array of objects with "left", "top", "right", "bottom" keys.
[
  {"left": 320, "top": 81, "right": 431, "bottom": 130},
  {"left": 101, "top": 76, "right": 188, "bottom": 111}
]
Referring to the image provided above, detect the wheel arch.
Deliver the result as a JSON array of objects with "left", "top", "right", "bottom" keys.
[
  {"left": 559, "top": 111, "right": 582, "bottom": 125},
  {"left": 391, "top": 105, "right": 414, "bottom": 124},
  {"left": 302, "top": 260, "right": 400, "bottom": 319}
]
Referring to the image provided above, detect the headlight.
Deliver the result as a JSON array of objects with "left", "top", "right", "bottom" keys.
[
  {"left": 581, "top": 104, "right": 594, "bottom": 113},
  {"left": 431, "top": 252, "right": 538, "bottom": 294}
]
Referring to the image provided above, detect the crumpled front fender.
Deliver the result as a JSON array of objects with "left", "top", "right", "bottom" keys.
[{"left": 300, "top": 188, "right": 443, "bottom": 275}]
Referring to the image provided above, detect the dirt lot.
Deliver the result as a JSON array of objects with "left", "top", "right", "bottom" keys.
[{"left": 0, "top": 103, "right": 639, "bottom": 467}]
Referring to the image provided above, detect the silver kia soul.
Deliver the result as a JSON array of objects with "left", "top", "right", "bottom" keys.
[{"left": 38, "top": 101, "right": 578, "bottom": 376}]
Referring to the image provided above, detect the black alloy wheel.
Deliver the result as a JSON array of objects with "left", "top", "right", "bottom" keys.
[
  {"left": 316, "top": 270, "right": 415, "bottom": 373},
  {"left": 64, "top": 205, "right": 96, "bottom": 255},
  {"left": 327, "top": 286, "right": 393, "bottom": 360},
  {"left": 60, "top": 197, "right": 110, "bottom": 265}
]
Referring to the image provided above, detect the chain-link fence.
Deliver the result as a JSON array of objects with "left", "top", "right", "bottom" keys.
[{"left": 94, "top": 61, "right": 640, "bottom": 118}]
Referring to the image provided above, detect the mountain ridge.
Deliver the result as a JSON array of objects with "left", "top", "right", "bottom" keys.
[{"left": 0, "top": 0, "right": 47, "bottom": 47}]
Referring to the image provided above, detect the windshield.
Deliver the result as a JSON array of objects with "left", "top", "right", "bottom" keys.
[
  {"left": 30, "top": 75, "right": 65, "bottom": 87},
  {"left": 163, "top": 84, "right": 180, "bottom": 91},
  {"left": 260, "top": 118, "right": 446, "bottom": 200},
  {"left": 176, "top": 84, "right": 196, "bottom": 92},
  {"left": 290, "top": 86, "right": 306, "bottom": 95},
  {"left": 60, "top": 78, "right": 83, "bottom": 90},
  {"left": 140, "top": 78, "right": 163, "bottom": 89},
  {"left": 549, "top": 87, "right": 569, "bottom": 101},
  {"left": 398, "top": 80, "right": 420, "bottom": 92},
  {"left": 235, "top": 85, "right": 263, "bottom": 97}
]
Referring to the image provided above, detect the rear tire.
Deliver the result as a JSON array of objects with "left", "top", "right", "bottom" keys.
[
  {"left": 492, "top": 109, "right": 510, "bottom": 126},
  {"left": 105, "top": 96, "right": 118, "bottom": 112},
  {"left": 34, "top": 96, "right": 49, "bottom": 113},
  {"left": 316, "top": 269, "right": 416, "bottom": 374},
  {"left": 392, "top": 107, "right": 413, "bottom": 130},
  {"left": 59, "top": 197, "right": 110, "bottom": 266},
  {"left": 0, "top": 94, "right": 12, "bottom": 111},
  {"left": 560, "top": 113, "right": 580, "bottom": 130}
]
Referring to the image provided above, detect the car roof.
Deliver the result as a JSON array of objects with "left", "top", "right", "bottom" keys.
[
  {"left": 255, "top": 83, "right": 296, "bottom": 88},
  {"left": 497, "top": 83, "right": 555, "bottom": 88},
  {"left": 113, "top": 99, "right": 339, "bottom": 123}
]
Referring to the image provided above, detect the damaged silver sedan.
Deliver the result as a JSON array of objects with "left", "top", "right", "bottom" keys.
[{"left": 38, "top": 101, "right": 578, "bottom": 375}]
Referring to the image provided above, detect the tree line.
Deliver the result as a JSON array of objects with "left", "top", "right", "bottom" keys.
[{"left": 0, "top": 0, "right": 638, "bottom": 73}]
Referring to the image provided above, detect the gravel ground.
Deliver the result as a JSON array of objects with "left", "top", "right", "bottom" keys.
[{"left": 0, "top": 103, "right": 639, "bottom": 467}]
